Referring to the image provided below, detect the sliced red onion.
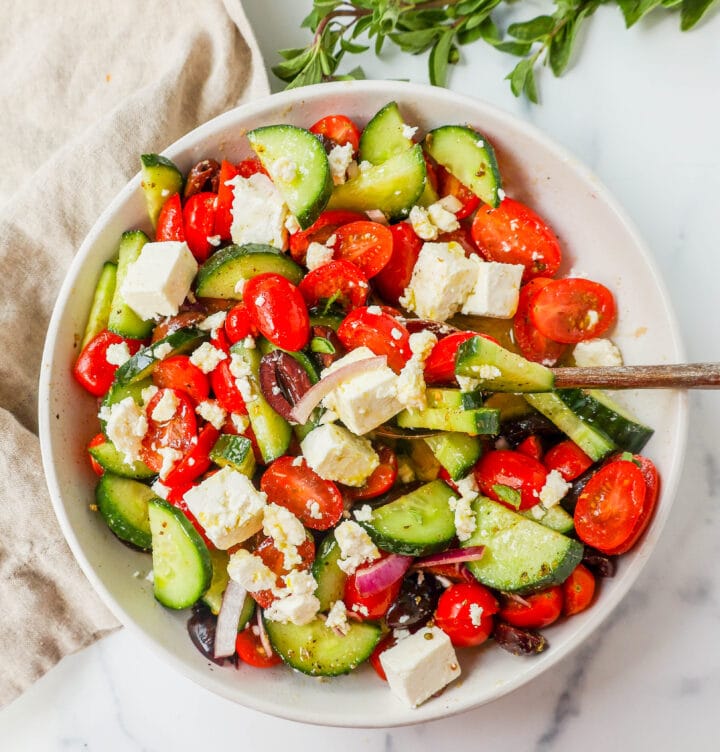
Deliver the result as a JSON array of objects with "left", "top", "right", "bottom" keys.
[
  {"left": 214, "top": 581, "right": 246, "bottom": 659},
  {"left": 289, "top": 355, "right": 388, "bottom": 424},
  {"left": 413, "top": 545, "right": 486, "bottom": 569},
  {"left": 355, "top": 553, "right": 413, "bottom": 597},
  {"left": 256, "top": 608, "right": 273, "bottom": 659}
]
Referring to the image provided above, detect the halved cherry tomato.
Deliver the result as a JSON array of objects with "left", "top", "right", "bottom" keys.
[
  {"left": 530, "top": 278, "right": 616, "bottom": 344},
  {"left": 474, "top": 449, "right": 548, "bottom": 511},
  {"left": 243, "top": 273, "right": 310, "bottom": 352},
  {"left": 345, "top": 445, "right": 398, "bottom": 501},
  {"left": 235, "top": 626, "right": 282, "bottom": 668},
  {"left": 213, "top": 160, "right": 239, "bottom": 241},
  {"left": 151, "top": 311, "right": 206, "bottom": 343},
  {"left": 88, "top": 433, "right": 105, "bottom": 476},
  {"left": 337, "top": 307, "right": 411, "bottom": 373},
  {"left": 163, "top": 423, "right": 220, "bottom": 488},
  {"left": 563, "top": 564, "right": 596, "bottom": 616},
  {"left": 210, "top": 360, "right": 248, "bottom": 415},
  {"left": 331, "top": 221, "right": 393, "bottom": 278},
  {"left": 236, "top": 157, "right": 266, "bottom": 178},
  {"left": 210, "top": 325, "right": 231, "bottom": 355},
  {"left": 288, "top": 210, "right": 366, "bottom": 263},
  {"left": 437, "top": 467, "right": 459, "bottom": 493},
  {"left": 420, "top": 562, "right": 476, "bottom": 584},
  {"left": 156, "top": 193, "right": 186, "bottom": 242},
  {"left": 369, "top": 635, "right": 395, "bottom": 681},
  {"left": 517, "top": 435, "right": 543, "bottom": 462},
  {"left": 183, "top": 191, "right": 217, "bottom": 262},
  {"left": 373, "top": 222, "right": 423, "bottom": 305},
  {"left": 309, "top": 114, "right": 361, "bottom": 152},
  {"left": 73, "top": 330, "right": 143, "bottom": 397},
  {"left": 140, "top": 389, "right": 198, "bottom": 474},
  {"left": 434, "top": 582, "right": 499, "bottom": 647},
  {"left": 471, "top": 197, "right": 562, "bottom": 282},
  {"left": 513, "top": 277, "right": 568, "bottom": 366},
  {"left": 498, "top": 586, "right": 563, "bottom": 629},
  {"left": 260, "top": 456, "right": 344, "bottom": 530},
  {"left": 299, "top": 259, "right": 370, "bottom": 311},
  {"left": 224, "top": 302, "right": 257, "bottom": 344},
  {"left": 437, "top": 225, "right": 477, "bottom": 256},
  {"left": 152, "top": 355, "right": 210, "bottom": 405},
  {"left": 437, "top": 166, "right": 480, "bottom": 220},
  {"left": 344, "top": 557, "right": 404, "bottom": 621},
  {"left": 166, "top": 482, "right": 213, "bottom": 547},
  {"left": 424, "top": 331, "right": 498, "bottom": 385},
  {"left": 248, "top": 532, "right": 315, "bottom": 608},
  {"left": 544, "top": 440, "right": 593, "bottom": 481}
]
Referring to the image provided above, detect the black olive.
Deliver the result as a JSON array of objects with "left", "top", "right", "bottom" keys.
[
  {"left": 386, "top": 572, "right": 443, "bottom": 629},
  {"left": 187, "top": 604, "right": 232, "bottom": 666}
]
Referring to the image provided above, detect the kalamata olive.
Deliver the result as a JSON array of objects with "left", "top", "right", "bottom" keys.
[
  {"left": 398, "top": 318, "right": 459, "bottom": 339},
  {"left": 187, "top": 604, "right": 230, "bottom": 666},
  {"left": 259, "top": 350, "right": 313, "bottom": 421},
  {"left": 184, "top": 158, "right": 221, "bottom": 198},
  {"left": 582, "top": 546, "right": 617, "bottom": 578},
  {"left": 493, "top": 622, "right": 548, "bottom": 656},
  {"left": 386, "top": 572, "right": 443, "bottom": 629},
  {"left": 560, "top": 462, "right": 600, "bottom": 514},
  {"left": 313, "top": 132, "right": 339, "bottom": 155},
  {"left": 310, "top": 325, "right": 345, "bottom": 370},
  {"left": 498, "top": 413, "right": 563, "bottom": 448}
]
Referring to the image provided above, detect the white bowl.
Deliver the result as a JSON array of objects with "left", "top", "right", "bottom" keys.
[{"left": 39, "top": 80, "right": 687, "bottom": 727}]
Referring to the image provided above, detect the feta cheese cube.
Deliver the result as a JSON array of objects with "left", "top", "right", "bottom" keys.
[
  {"left": 461, "top": 257, "right": 524, "bottom": 318},
  {"left": 229, "top": 173, "right": 288, "bottom": 249},
  {"left": 227, "top": 549, "right": 277, "bottom": 592},
  {"left": 98, "top": 397, "right": 148, "bottom": 465},
  {"left": 300, "top": 424, "right": 379, "bottom": 487},
  {"left": 573, "top": 338, "right": 623, "bottom": 368},
  {"left": 334, "top": 520, "right": 380, "bottom": 574},
  {"left": 380, "top": 626, "right": 461, "bottom": 707},
  {"left": 328, "top": 143, "right": 355, "bottom": 185},
  {"left": 120, "top": 241, "right": 198, "bottom": 321},
  {"left": 305, "top": 241, "right": 335, "bottom": 271}
]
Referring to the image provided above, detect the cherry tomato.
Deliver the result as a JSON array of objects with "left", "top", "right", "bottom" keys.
[
  {"left": 224, "top": 302, "right": 257, "bottom": 344},
  {"left": 87, "top": 433, "right": 105, "bottom": 476},
  {"left": 437, "top": 166, "right": 480, "bottom": 220},
  {"left": 337, "top": 307, "right": 411, "bottom": 373},
  {"left": 210, "top": 325, "right": 231, "bottom": 355},
  {"left": 166, "top": 482, "right": 214, "bottom": 547},
  {"left": 372, "top": 222, "right": 424, "bottom": 305},
  {"left": 309, "top": 114, "right": 361, "bottom": 152},
  {"left": 183, "top": 191, "right": 217, "bottom": 262},
  {"left": 248, "top": 532, "right": 315, "bottom": 608},
  {"left": 331, "top": 221, "right": 393, "bottom": 278},
  {"left": 210, "top": 360, "right": 248, "bottom": 415},
  {"left": 243, "top": 273, "right": 310, "bottom": 352},
  {"left": 474, "top": 449, "right": 548, "bottom": 511},
  {"left": 289, "top": 210, "right": 366, "bottom": 263},
  {"left": 151, "top": 311, "right": 206, "bottom": 343},
  {"left": 152, "top": 355, "right": 210, "bottom": 405},
  {"left": 517, "top": 435, "right": 543, "bottom": 462},
  {"left": 140, "top": 389, "right": 198, "bottom": 474},
  {"left": 544, "top": 440, "right": 593, "bottom": 481},
  {"left": 260, "top": 456, "right": 344, "bottom": 530},
  {"left": 344, "top": 558, "right": 404, "bottom": 621},
  {"left": 163, "top": 423, "right": 220, "bottom": 488},
  {"left": 498, "top": 586, "right": 563, "bottom": 629},
  {"left": 156, "top": 193, "right": 186, "bottom": 242},
  {"left": 344, "top": 445, "right": 398, "bottom": 501},
  {"left": 299, "top": 259, "right": 370, "bottom": 311},
  {"left": 437, "top": 466, "right": 459, "bottom": 493},
  {"left": 213, "top": 160, "right": 239, "bottom": 241},
  {"left": 530, "top": 278, "right": 617, "bottom": 344},
  {"left": 424, "top": 331, "right": 497, "bottom": 385},
  {"left": 73, "top": 330, "right": 143, "bottom": 397},
  {"left": 235, "top": 626, "right": 282, "bottom": 668},
  {"left": 434, "top": 582, "right": 499, "bottom": 647},
  {"left": 369, "top": 635, "right": 395, "bottom": 681},
  {"left": 512, "top": 277, "right": 568, "bottom": 366},
  {"left": 236, "top": 157, "right": 266, "bottom": 178},
  {"left": 563, "top": 564, "right": 596, "bottom": 616}
]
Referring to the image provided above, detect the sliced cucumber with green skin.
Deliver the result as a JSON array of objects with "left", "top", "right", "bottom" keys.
[
  {"left": 96, "top": 473, "right": 156, "bottom": 550},
  {"left": 359, "top": 101, "right": 414, "bottom": 165},
  {"left": 148, "top": 498, "right": 212, "bottom": 610},
  {"left": 328, "top": 144, "right": 427, "bottom": 221},
  {"left": 312, "top": 532, "right": 346, "bottom": 612},
  {"left": 423, "top": 125, "right": 502, "bottom": 208},
  {"left": 485, "top": 392, "right": 535, "bottom": 421},
  {"left": 140, "top": 154, "right": 183, "bottom": 229},
  {"left": 424, "top": 432, "right": 482, "bottom": 481},
  {"left": 556, "top": 388, "right": 654, "bottom": 453},
  {"left": 81, "top": 262, "right": 117, "bottom": 349},
  {"left": 264, "top": 616, "right": 382, "bottom": 676},
  {"left": 360, "top": 479, "right": 457, "bottom": 556},
  {"left": 397, "top": 406, "right": 499, "bottom": 435},
  {"left": 100, "top": 378, "right": 153, "bottom": 423},
  {"left": 524, "top": 392, "right": 615, "bottom": 462},
  {"left": 107, "top": 231, "right": 154, "bottom": 340},
  {"left": 89, "top": 438, "right": 155, "bottom": 480},
  {"left": 247, "top": 125, "right": 332, "bottom": 229},
  {"left": 426, "top": 388, "right": 484, "bottom": 411},
  {"left": 201, "top": 548, "right": 256, "bottom": 628},
  {"left": 195, "top": 244, "right": 303, "bottom": 299},
  {"left": 522, "top": 504, "right": 575, "bottom": 535},
  {"left": 309, "top": 310, "right": 345, "bottom": 331},
  {"left": 463, "top": 496, "right": 583, "bottom": 593},
  {"left": 209, "top": 434, "right": 256, "bottom": 477}
]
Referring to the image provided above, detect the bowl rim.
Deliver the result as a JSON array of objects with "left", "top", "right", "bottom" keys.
[{"left": 38, "top": 79, "right": 688, "bottom": 727}]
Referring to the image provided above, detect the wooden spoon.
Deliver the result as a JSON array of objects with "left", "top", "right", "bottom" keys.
[{"left": 551, "top": 363, "right": 720, "bottom": 390}]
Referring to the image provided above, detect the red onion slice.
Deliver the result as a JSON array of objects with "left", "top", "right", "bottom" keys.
[
  {"left": 289, "top": 355, "right": 388, "bottom": 424},
  {"left": 214, "top": 581, "right": 246, "bottom": 659},
  {"left": 256, "top": 608, "right": 273, "bottom": 659},
  {"left": 355, "top": 553, "right": 413, "bottom": 597},
  {"left": 414, "top": 545, "right": 485, "bottom": 568}
]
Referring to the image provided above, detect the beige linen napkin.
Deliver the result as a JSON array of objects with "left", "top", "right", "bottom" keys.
[{"left": 0, "top": 0, "right": 268, "bottom": 706}]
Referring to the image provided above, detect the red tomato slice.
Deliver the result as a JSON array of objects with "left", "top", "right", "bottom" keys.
[
  {"left": 260, "top": 456, "right": 344, "bottom": 530},
  {"left": 156, "top": 193, "right": 186, "bottom": 242},
  {"left": 235, "top": 626, "right": 282, "bottom": 668},
  {"left": 337, "top": 307, "right": 411, "bottom": 373},
  {"left": 498, "top": 587, "right": 563, "bottom": 629},
  {"left": 513, "top": 277, "right": 568, "bottom": 366},
  {"left": 543, "top": 440, "right": 593, "bottom": 481},
  {"left": 424, "top": 331, "right": 495, "bottom": 385},
  {"left": 248, "top": 532, "right": 315, "bottom": 609},
  {"left": 183, "top": 191, "right": 217, "bottom": 262},
  {"left": 530, "top": 278, "right": 617, "bottom": 344},
  {"left": 166, "top": 483, "right": 214, "bottom": 547},
  {"left": 434, "top": 582, "right": 499, "bottom": 648},
  {"left": 373, "top": 222, "right": 423, "bottom": 305},
  {"left": 73, "top": 330, "right": 143, "bottom": 397},
  {"left": 289, "top": 210, "right": 366, "bottom": 263},
  {"left": 163, "top": 423, "right": 220, "bottom": 488},
  {"left": 152, "top": 354, "right": 210, "bottom": 405},
  {"left": 369, "top": 635, "right": 395, "bottom": 681},
  {"left": 299, "top": 259, "right": 370, "bottom": 311},
  {"left": 437, "top": 166, "right": 480, "bottom": 220},
  {"left": 210, "top": 360, "right": 248, "bottom": 415},
  {"left": 214, "top": 160, "right": 239, "bottom": 241},
  {"left": 344, "top": 445, "right": 398, "bottom": 501},
  {"left": 140, "top": 389, "right": 198, "bottom": 474},
  {"left": 474, "top": 449, "right": 548, "bottom": 511},
  {"left": 243, "top": 273, "right": 310, "bottom": 352},
  {"left": 224, "top": 302, "right": 257, "bottom": 344},
  {"left": 309, "top": 114, "right": 361, "bottom": 152},
  {"left": 88, "top": 433, "right": 105, "bottom": 476},
  {"left": 471, "top": 197, "right": 562, "bottom": 282},
  {"left": 516, "top": 435, "right": 543, "bottom": 462},
  {"left": 237, "top": 157, "right": 266, "bottom": 178},
  {"left": 344, "top": 558, "right": 403, "bottom": 621},
  {"left": 562, "top": 563, "right": 596, "bottom": 616},
  {"left": 332, "top": 221, "right": 393, "bottom": 278}
]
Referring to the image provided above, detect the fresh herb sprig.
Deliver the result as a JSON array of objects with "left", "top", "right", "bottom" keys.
[{"left": 274, "top": 0, "right": 718, "bottom": 102}]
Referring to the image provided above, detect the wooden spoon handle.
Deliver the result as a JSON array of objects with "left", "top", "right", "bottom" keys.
[{"left": 552, "top": 363, "right": 720, "bottom": 390}]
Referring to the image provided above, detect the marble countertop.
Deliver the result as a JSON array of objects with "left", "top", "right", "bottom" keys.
[{"left": 4, "top": 2, "right": 720, "bottom": 749}]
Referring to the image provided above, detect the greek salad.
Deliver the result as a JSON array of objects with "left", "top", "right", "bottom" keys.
[{"left": 73, "top": 101, "right": 659, "bottom": 709}]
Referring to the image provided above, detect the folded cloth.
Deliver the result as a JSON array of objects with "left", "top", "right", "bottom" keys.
[{"left": 0, "top": 0, "right": 268, "bottom": 707}]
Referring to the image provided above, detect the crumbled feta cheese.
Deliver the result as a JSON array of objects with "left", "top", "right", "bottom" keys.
[
  {"left": 305, "top": 241, "right": 335, "bottom": 271},
  {"left": 351, "top": 603, "right": 369, "bottom": 617},
  {"left": 437, "top": 195, "right": 463, "bottom": 214},
  {"left": 401, "top": 123, "right": 418, "bottom": 140},
  {"left": 497, "top": 188, "right": 506, "bottom": 201},
  {"left": 269, "top": 156, "right": 298, "bottom": 183},
  {"left": 263, "top": 503, "right": 307, "bottom": 570},
  {"left": 105, "top": 341, "right": 132, "bottom": 366},
  {"left": 157, "top": 446, "right": 182, "bottom": 480},
  {"left": 229, "top": 173, "right": 288, "bottom": 249},
  {"left": 573, "top": 338, "right": 623, "bottom": 368},
  {"left": 307, "top": 500, "right": 322, "bottom": 519},
  {"left": 396, "top": 331, "right": 437, "bottom": 410},
  {"left": 264, "top": 570, "right": 321, "bottom": 626},
  {"left": 151, "top": 389, "right": 179, "bottom": 422},
  {"left": 328, "top": 143, "right": 355, "bottom": 185},
  {"left": 449, "top": 474, "right": 479, "bottom": 542},
  {"left": 198, "top": 311, "right": 227, "bottom": 333},
  {"left": 461, "top": 257, "right": 524, "bottom": 318},
  {"left": 409, "top": 205, "right": 438, "bottom": 241},
  {"left": 229, "top": 351, "right": 252, "bottom": 379},
  {"left": 230, "top": 412, "right": 250, "bottom": 434},
  {"left": 151, "top": 480, "right": 170, "bottom": 500},
  {"left": 189, "top": 342, "right": 227, "bottom": 374},
  {"left": 427, "top": 201, "right": 460, "bottom": 234},
  {"left": 325, "top": 600, "right": 350, "bottom": 635},
  {"left": 353, "top": 504, "right": 373, "bottom": 523},
  {"left": 141, "top": 384, "right": 159, "bottom": 405},
  {"left": 242, "top": 335, "right": 255, "bottom": 350},
  {"left": 301, "top": 423, "right": 380, "bottom": 487},
  {"left": 207, "top": 234, "right": 221, "bottom": 247},
  {"left": 358, "top": 160, "right": 372, "bottom": 173},
  {"left": 470, "top": 365, "right": 502, "bottom": 380},
  {"left": 391, "top": 328, "right": 403, "bottom": 341},
  {"left": 196, "top": 399, "right": 227, "bottom": 430},
  {"left": 285, "top": 214, "right": 301, "bottom": 235},
  {"left": 98, "top": 397, "right": 147, "bottom": 465},
  {"left": 365, "top": 305, "right": 382, "bottom": 315},
  {"left": 234, "top": 278, "right": 247, "bottom": 296},
  {"left": 539, "top": 469, "right": 571, "bottom": 509},
  {"left": 456, "top": 375, "right": 481, "bottom": 392},
  {"left": 291, "top": 455, "right": 304, "bottom": 467},
  {"left": 469, "top": 603, "right": 484, "bottom": 627},
  {"left": 152, "top": 342, "right": 173, "bottom": 360},
  {"left": 334, "top": 520, "right": 380, "bottom": 575},
  {"left": 228, "top": 549, "right": 277, "bottom": 592}
]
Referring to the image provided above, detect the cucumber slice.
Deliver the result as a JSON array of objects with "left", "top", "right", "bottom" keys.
[
  {"left": 556, "top": 388, "right": 654, "bottom": 453},
  {"left": 328, "top": 144, "right": 427, "bottom": 221},
  {"left": 201, "top": 548, "right": 256, "bottom": 628},
  {"left": 89, "top": 438, "right": 155, "bottom": 479},
  {"left": 100, "top": 378, "right": 153, "bottom": 423},
  {"left": 397, "top": 406, "right": 499, "bottom": 435},
  {"left": 426, "top": 388, "right": 484, "bottom": 411},
  {"left": 140, "top": 154, "right": 183, "bottom": 229},
  {"left": 359, "top": 101, "right": 414, "bottom": 165},
  {"left": 485, "top": 392, "right": 535, "bottom": 421},
  {"left": 424, "top": 432, "right": 482, "bottom": 481},
  {"left": 209, "top": 434, "right": 256, "bottom": 477},
  {"left": 522, "top": 504, "right": 575, "bottom": 535},
  {"left": 81, "top": 262, "right": 117, "bottom": 349},
  {"left": 463, "top": 496, "right": 583, "bottom": 593},
  {"left": 148, "top": 498, "right": 212, "bottom": 609},
  {"left": 360, "top": 479, "right": 457, "bottom": 556},
  {"left": 423, "top": 125, "right": 502, "bottom": 208},
  {"left": 195, "top": 244, "right": 303, "bottom": 299},
  {"left": 247, "top": 125, "right": 332, "bottom": 229},
  {"left": 264, "top": 616, "right": 382, "bottom": 676},
  {"left": 107, "top": 231, "right": 154, "bottom": 339},
  {"left": 309, "top": 310, "right": 345, "bottom": 331},
  {"left": 312, "top": 532, "right": 346, "bottom": 612},
  {"left": 455, "top": 336, "right": 554, "bottom": 392},
  {"left": 524, "top": 392, "right": 616, "bottom": 462},
  {"left": 96, "top": 473, "right": 156, "bottom": 550}
]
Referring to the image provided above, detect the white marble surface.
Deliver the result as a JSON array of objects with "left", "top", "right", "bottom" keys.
[{"left": 4, "top": 2, "right": 720, "bottom": 749}]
